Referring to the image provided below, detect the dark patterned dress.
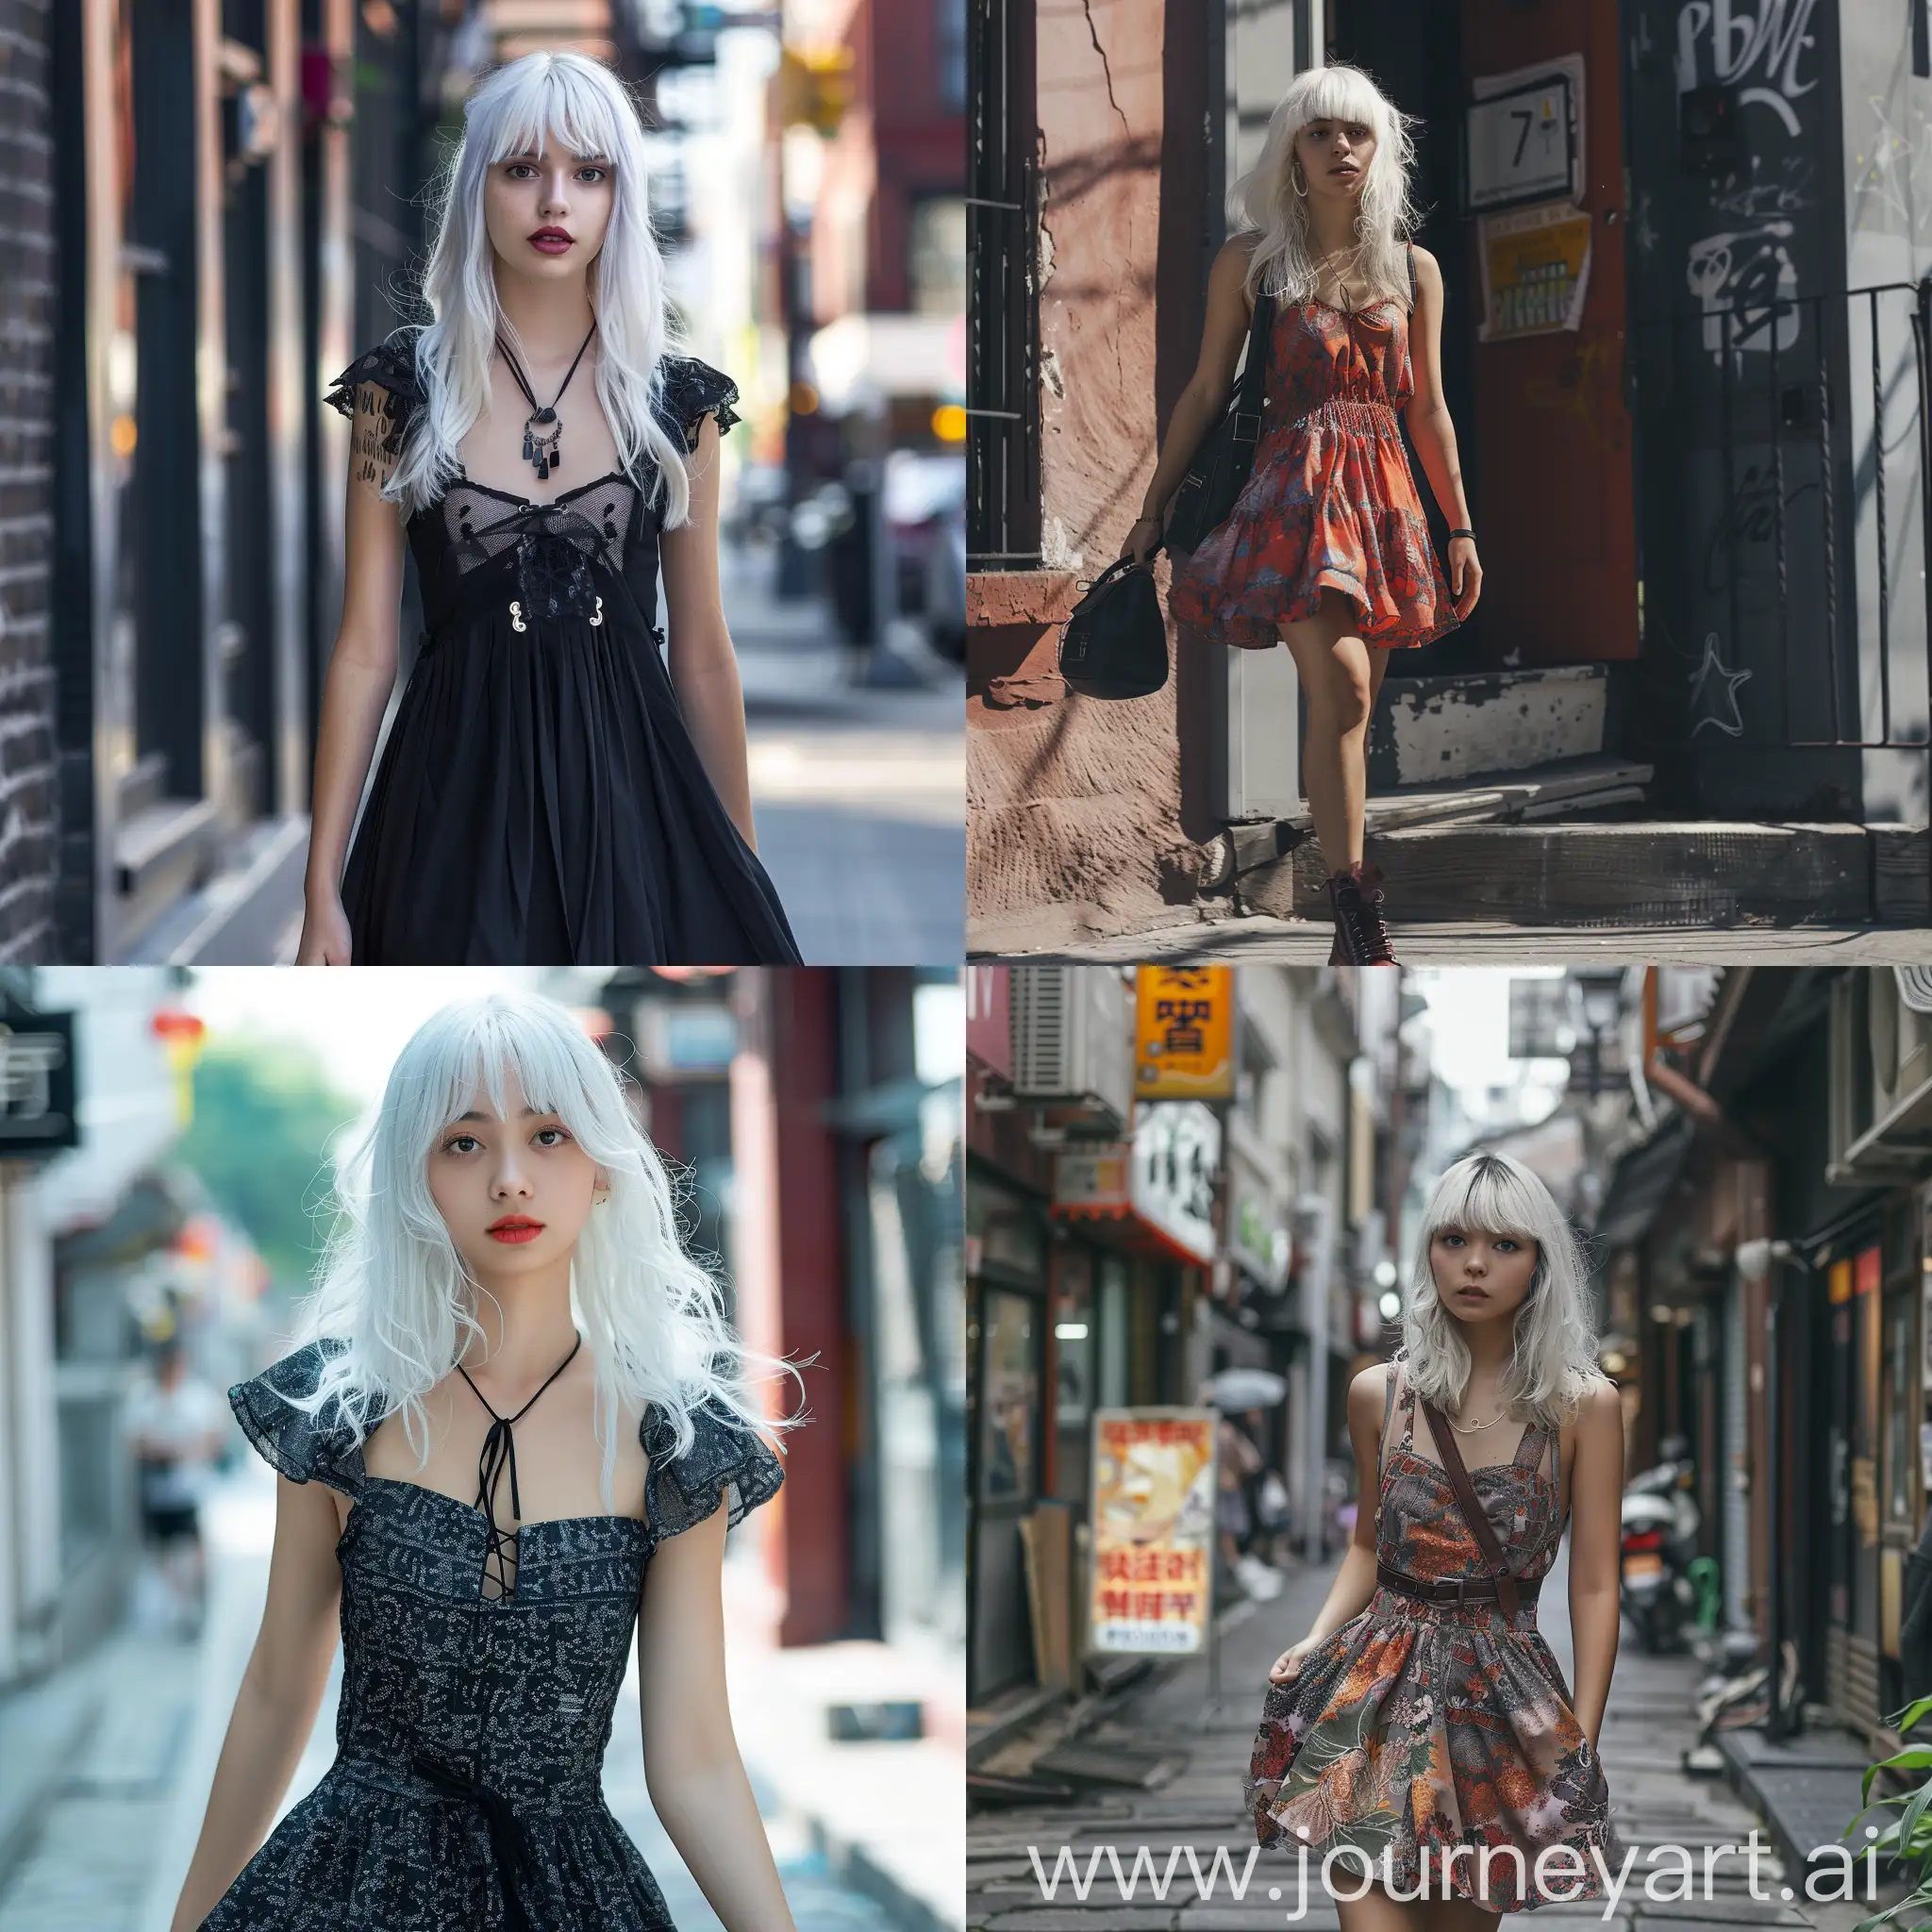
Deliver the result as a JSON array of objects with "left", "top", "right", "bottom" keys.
[
  {"left": 1167, "top": 266, "right": 1457, "bottom": 650},
  {"left": 324, "top": 331, "right": 801, "bottom": 965},
  {"left": 199, "top": 1340, "right": 784, "bottom": 1931},
  {"left": 1246, "top": 1363, "right": 1622, "bottom": 1912}
]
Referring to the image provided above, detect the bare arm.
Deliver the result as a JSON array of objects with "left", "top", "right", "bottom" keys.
[
  {"left": 1565, "top": 1381, "right": 1625, "bottom": 1747},
  {"left": 1121, "top": 236, "right": 1264, "bottom": 560},
  {"left": 297, "top": 383, "right": 407, "bottom": 964},
  {"left": 638, "top": 1502, "right": 797, "bottom": 1932},
  {"left": 170, "top": 1475, "right": 344, "bottom": 1930},
  {"left": 660, "top": 415, "right": 758, "bottom": 851},
  {"left": 1401, "top": 246, "right": 1482, "bottom": 619},
  {"left": 1269, "top": 1365, "right": 1388, "bottom": 1680}
]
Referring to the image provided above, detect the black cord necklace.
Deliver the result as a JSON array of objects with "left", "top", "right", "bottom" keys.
[
  {"left": 458, "top": 1331, "right": 583, "bottom": 1600},
  {"left": 493, "top": 322, "right": 597, "bottom": 482}
]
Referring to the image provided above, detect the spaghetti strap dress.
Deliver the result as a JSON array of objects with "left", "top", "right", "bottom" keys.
[
  {"left": 325, "top": 329, "right": 802, "bottom": 966},
  {"left": 1168, "top": 247, "right": 1457, "bottom": 651},
  {"left": 1245, "top": 1363, "right": 1623, "bottom": 1912},
  {"left": 199, "top": 1339, "right": 785, "bottom": 1931}
]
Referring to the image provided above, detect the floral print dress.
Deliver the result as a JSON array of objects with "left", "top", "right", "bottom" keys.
[
  {"left": 1167, "top": 257, "right": 1457, "bottom": 651},
  {"left": 1246, "top": 1364, "right": 1622, "bottom": 1912}
]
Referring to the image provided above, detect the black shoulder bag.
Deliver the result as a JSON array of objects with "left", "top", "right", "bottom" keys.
[
  {"left": 1058, "top": 556, "right": 1168, "bottom": 700},
  {"left": 1163, "top": 286, "right": 1276, "bottom": 555}
]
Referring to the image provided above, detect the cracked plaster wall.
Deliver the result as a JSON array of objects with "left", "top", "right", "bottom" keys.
[{"left": 968, "top": 0, "right": 1196, "bottom": 949}]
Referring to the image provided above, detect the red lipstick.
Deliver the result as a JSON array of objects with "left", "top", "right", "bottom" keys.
[{"left": 487, "top": 1215, "right": 544, "bottom": 1245}]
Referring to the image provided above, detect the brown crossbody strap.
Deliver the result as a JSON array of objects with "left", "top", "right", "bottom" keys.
[{"left": 1417, "top": 1393, "right": 1521, "bottom": 1623}]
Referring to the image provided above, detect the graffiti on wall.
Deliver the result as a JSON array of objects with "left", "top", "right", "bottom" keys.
[
  {"left": 1689, "top": 632, "right": 1754, "bottom": 735},
  {"left": 1687, "top": 221, "right": 1800, "bottom": 366},
  {"left": 1674, "top": 0, "right": 1821, "bottom": 139}
]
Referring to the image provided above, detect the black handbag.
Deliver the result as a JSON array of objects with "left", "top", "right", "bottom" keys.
[
  {"left": 1163, "top": 287, "right": 1276, "bottom": 554},
  {"left": 1058, "top": 557, "right": 1168, "bottom": 699}
]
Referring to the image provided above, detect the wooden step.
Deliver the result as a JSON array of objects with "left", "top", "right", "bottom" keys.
[
  {"left": 1233, "top": 822, "right": 1928, "bottom": 928},
  {"left": 1370, "top": 662, "right": 1610, "bottom": 788}
]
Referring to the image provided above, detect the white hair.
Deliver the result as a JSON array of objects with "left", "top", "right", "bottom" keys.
[
  {"left": 1399, "top": 1151, "right": 1605, "bottom": 1428},
  {"left": 280, "top": 988, "right": 800, "bottom": 1508},
  {"left": 1230, "top": 64, "right": 1420, "bottom": 309},
  {"left": 383, "top": 50, "right": 694, "bottom": 525}
]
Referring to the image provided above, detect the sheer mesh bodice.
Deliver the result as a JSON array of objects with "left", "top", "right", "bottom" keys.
[{"left": 316, "top": 332, "right": 798, "bottom": 966}]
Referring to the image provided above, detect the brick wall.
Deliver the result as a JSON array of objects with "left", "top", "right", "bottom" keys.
[{"left": 0, "top": 0, "right": 59, "bottom": 961}]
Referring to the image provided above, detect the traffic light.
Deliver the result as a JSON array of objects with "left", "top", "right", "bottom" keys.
[{"left": 776, "top": 43, "right": 855, "bottom": 139}]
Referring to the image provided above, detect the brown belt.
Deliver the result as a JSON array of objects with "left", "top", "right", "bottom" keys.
[{"left": 1376, "top": 1558, "right": 1541, "bottom": 1607}]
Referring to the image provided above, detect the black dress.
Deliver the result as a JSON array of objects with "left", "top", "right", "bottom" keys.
[
  {"left": 324, "top": 332, "right": 802, "bottom": 965},
  {"left": 201, "top": 1340, "right": 785, "bottom": 1931}
]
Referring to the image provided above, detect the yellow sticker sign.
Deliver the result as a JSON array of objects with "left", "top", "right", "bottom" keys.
[{"left": 1135, "top": 967, "right": 1234, "bottom": 1101}]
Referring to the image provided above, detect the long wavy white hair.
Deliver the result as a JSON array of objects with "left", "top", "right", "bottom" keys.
[
  {"left": 1398, "top": 1151, "right": 1605, "bottom": 1429},
  {"left": 1231, "top": 63, "right": 1420, "bottom": 309},
  {"left": 383, "top": 50, "right": 694, "bottom": 525},
  {"left": 279, "top": 989, "right": 802, "bottom": 1508}
]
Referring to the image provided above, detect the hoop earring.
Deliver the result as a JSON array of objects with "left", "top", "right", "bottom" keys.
[{"left": 1291, "top": 162, "right": 1308, "bottom": 199}]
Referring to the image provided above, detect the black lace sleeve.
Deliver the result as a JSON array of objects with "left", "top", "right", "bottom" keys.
[
  {"left": 325, "top": 330, "right": 427, "bottom": 462},
  {"left": 656, "top": 356, "right": 741, "bottom": 452},
  {"left": 228, "top": 1339, "right": 367, "bottom": 1500},
  {"left": 641, "top": 1394, "right": 784, "bottom": 1541}
]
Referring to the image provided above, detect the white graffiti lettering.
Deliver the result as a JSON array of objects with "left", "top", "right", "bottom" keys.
[
  {"left": 1686, "top": 222, "right": 1799, "bottom": 366},
  {"left": 1674, "top": 0, "right": 1820, "bottom": 139}
]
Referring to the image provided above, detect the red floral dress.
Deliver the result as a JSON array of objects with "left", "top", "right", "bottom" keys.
[
  {"left": 1167, "top": 284, "right": 1457, "bottom": 649},
  {"left": 1245, "top": 1364, "right": 1622, "bottom": 1912}
]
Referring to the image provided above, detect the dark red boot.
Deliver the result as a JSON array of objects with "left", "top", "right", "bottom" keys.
[{"left": 1324, "top": 861, "right": 1395, "bottom": 965}]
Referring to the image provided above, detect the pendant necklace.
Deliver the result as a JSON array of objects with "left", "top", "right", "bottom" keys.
[
  {"left": 494, "top": 321, "right": 597, "bottom": 483},
  {"left": 1447, "top": 1407, "right": 1507, "bottom": 1433}
]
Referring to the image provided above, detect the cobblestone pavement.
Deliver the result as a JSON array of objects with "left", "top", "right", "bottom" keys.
[{"left": 969, "top": 1541, "right": 1885, "bottom": 1932}]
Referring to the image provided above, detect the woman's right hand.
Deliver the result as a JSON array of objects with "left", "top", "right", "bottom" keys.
[
  {"left": 1269, "top": 1633, "right": 1324, "bottom": 1684},
  {"left": 1119, "top": 513, "right": 1162, "bottom": 563},
  {"left": 294, "top": 893, "right": 353, "bottom": 966}
]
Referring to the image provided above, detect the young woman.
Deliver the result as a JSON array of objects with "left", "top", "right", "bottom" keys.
[
  {"left": 1248, "top": 1152, "right": 1624, "bottom": 1922},
  {"left": 1125, "top": 65, "right": 1484, "bottom": 966},
  {"left": 171, "top": 990, "right": 802, "bottom": 1932},
  {"left": 298, "top": 50, "right": 801, "bottom": 967}
]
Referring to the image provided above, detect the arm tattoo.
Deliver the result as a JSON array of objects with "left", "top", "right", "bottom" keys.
[{"left": 351, "top": 385, "right": 390, "bottom": 488}]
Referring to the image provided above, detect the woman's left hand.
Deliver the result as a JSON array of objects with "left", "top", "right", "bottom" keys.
[{"left": 1447, "top": 536, "right": 1482, "bottom": 620}]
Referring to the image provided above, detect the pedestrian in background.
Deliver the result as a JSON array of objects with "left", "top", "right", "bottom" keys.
[
  {"left": 1125, "top": 65, "right": 1483, "bottom": 966},
  {"left": 171, "top": 990, "right": 804, "bottom": 1932},
  {"left": 126, "top": 1338, "right": 227, "bottom": 1640},
  {"left": 1250, "top": 1151, "right": 1624, "bottom": 1916},
  {"left": 297, "top": 51, "right": 801, "bottom": 968}
]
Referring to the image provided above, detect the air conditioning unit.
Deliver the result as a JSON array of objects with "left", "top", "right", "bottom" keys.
[{"left": 1009, "top": 967, "right": 1134, "bottom": 1132}]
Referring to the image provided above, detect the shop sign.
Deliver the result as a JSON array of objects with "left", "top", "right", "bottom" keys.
[
  {"left": 1135, "top": 968, "right": 1234, "bottom": 1102},
  {"left": 1134, "top": 1103, "right": 1219, "bottom": 1264},
  {"left": 1229, "top": 1160, "right": 1288, "bottom": 1291},
  {"left": 1089, "top": 1407, "right": 1217, "bottom": 1655},
  {"left": 1478, "top": 199, "right": 1592, "bottom": 341},
  {"left": 1467, "top": 58, "right": 1582, "bottom": 212},
  {"left": 1053, "top": 1143, "right": 1131, "bottom": 1214},
  {"left": 0, "top": 1012, "right": 77, "bottom": 1154}
]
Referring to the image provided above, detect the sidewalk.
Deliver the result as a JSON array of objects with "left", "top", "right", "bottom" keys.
[
  {"left": 0, "top": 1464, "right": 957, "bottom": 1932},
  {"left": 724, "top": 544, "right": 964, "bottom": 968},
  {"left": 970, "top": 907, "right": 1932, "bottom": 966},
  {"left": 969, "top": 1540, "right": 1889, "bottom": 1932}
]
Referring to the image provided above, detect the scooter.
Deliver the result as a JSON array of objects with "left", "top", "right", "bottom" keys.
[{"left": 1621, "top": 1444, "right": 1702, "bottom": 1653}]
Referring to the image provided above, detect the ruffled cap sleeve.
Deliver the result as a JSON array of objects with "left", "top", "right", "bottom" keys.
[
  {"left": 325, "top": 329, "right": 427, "bottom": 462},
  {"left": 641, "top": 1394, "right": 783, "bottom": 1541},
  {"left": 228, "top": 1339, "right": 367, "bottom": 1499},
  {"left": 655, "top": 356, "right": 741, "bottom": 452}
]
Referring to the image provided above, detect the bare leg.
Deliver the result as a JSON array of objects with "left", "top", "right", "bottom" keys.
[
  {"left": 1280, "top": 591, "right": 1376, "bottom": 873},
  {"left": 1337, "top": 1880, "right": 1429, "bottom": 1932},
  {"left": 1418, "top": 1892, "right": 1504, "bottom": 1932}
]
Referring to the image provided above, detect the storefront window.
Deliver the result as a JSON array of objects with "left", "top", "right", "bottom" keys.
[{"left": 978, "top": 1289, "right": 1038, "bottom": 1500}]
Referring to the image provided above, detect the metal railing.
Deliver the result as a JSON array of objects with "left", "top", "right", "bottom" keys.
[
  {"left": 1635, "top": 279, "right": 1932, "bottom": 754},
  {"left": 966, "top": 0, "right": 1041, "bottom": 573}
]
